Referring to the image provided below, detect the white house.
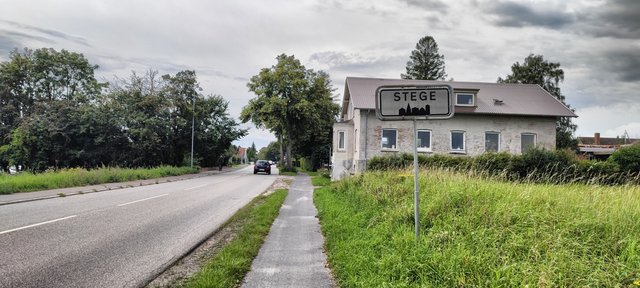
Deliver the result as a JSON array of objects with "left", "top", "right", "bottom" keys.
[{"left": 331, "top": 77, "right": 577, "bottom": 180}]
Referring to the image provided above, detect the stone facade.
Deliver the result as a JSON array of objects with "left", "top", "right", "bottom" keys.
[{"left": 332, "top": 109, "right": 557, "bottom": 180}]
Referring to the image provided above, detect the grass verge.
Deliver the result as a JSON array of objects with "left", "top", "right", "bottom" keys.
[
  {"left": 315, "top": 169, "right": 640, "bottom": 287},
  {"left": 279, "top": 171, "right": 297, "bottom": 176},
  {"left": 311, "top": 175, "right": 331, "bottom": 187},
  {"left": 0, "top": 166, "right": 199, "bottom": 194},
  {"left": 184, "top": 189, "right": 287, "bottom": 288}
]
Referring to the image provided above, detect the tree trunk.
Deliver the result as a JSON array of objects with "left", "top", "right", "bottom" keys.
[
  {"left": 278, "top": 134, "right": 284, "bottom": 166},
  {"left": 285, "top": 121, "right": 293, "bottom": 171},
  {"left": 286, "top": 140, "right": 293, "bottom": 171}
]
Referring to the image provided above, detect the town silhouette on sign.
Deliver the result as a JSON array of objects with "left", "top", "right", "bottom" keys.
[{"left": 399, "top": 103, "right": 431, "bottom": 116}]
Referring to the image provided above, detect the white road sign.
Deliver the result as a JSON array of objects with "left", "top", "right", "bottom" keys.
[{"left": 375, "top": 85, "right": 454, "bottom": 121}]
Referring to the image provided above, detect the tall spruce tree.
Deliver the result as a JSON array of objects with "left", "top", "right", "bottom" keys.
[{"left": 401, "top": 36, "right": 447, "bottom": 80}]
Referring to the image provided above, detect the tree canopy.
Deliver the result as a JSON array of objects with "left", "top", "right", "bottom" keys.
[
  {"left": 241, "top": 54, "right": 339, "bottom": 171},
  {"left": 0, "top": 48, "right": 245, "bottom": 172},
  {"left": 498, "top": 54, "right": 577, "bottom": 149},
  {"left": 401, "top": 36, "right": 447, "bottom": 80}
]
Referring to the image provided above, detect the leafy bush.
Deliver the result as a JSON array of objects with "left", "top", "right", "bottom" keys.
[
  {"left": 609, "top": 144, "right": 640, "bottom": 173},
  {"left": 471, "top": 152, "right": 512, "bottom": 174},
  {"left": 368, "top": 153, "right": 413, "bottom": 170},
  {"left": 366, "top": 149, "right": 639, "bottom": 185}
]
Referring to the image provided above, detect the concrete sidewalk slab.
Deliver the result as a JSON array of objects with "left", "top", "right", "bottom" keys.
[
  {"left": 0, "top": 166, "right": 245, "bottom": 206},
  {"left": 242, "top": 174, "right": 335, "bottom": 288}
]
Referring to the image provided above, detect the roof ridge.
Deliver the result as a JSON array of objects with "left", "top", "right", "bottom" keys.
[{"left": 345, "top": 76, "right": 541, "bottom": 87}]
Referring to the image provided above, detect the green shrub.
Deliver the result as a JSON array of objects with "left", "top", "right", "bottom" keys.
[
  {"left": 365, "top": 149, "right": 638, "bottom": 185},
  {"left": 420, "top": 153, "right": 471, "bottom": 169},
  {"left": 368, "top": 153, "right": 412, "bottom": 170},
  {"left": 278, "top": 165, "right": 297, "bottom": 173},
  {"left": 472, "top": 152, "right": 512, "bottom": 174},
  {"left": 609, "top": 144, "right": 640, "bottom": 173}
]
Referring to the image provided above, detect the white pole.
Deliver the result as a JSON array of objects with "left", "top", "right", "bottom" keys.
[
  {"left": 190, "top": 96, "right": 195, "bottom": 168},
  {"left": 413, "top": 119, "right": 420, "bottom": 240}
]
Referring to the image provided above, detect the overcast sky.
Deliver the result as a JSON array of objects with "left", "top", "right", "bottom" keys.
[{"left": 1, "top": 0, "right": 638, "bottom": 149}]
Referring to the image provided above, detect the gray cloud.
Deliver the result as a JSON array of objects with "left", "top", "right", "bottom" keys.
[
  {"left": 92, "top": 54, "right": 248, "bottom": 83},
  {"left": 398, "top": 0, "right": 448, "bottom": 12},
  {"left": 485, "top": 1, "right": 574, "bottom": 29},
  {"left": 576, "top": 0, "right": 640, "bottom": 39},
  {"left": 0, "top": 34, "right": 23, "bottom": 57},
  {"left": 308, "top": 51, "right": 404, "bottom": 73},
  {"left": 0, "top": 19, "right": 90, "bottom": 47},
  {"left": 0, "top": 29, "right": 56, "bottom": 44},
  {"left": 600, "top": 47, "right": 640, "bottom": 82}
]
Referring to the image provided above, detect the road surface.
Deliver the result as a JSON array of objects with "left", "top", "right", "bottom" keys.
[{"left": 0, "top": 165, "right": 277, "bottom": 288}]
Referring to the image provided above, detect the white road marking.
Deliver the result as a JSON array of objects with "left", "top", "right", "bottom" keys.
[
  {"left": 184, "top": 184, "right": 207, "bottom": 191},
  {"left": 0, "top": 215, "right": 77, "bottom": 235},
  {"left": 117, "top": 194, "right": 168, "bottom": 207}
]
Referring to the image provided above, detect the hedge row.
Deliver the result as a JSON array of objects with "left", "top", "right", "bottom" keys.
[{"left": 368, "top": 146, "right": 640, "bottom": 185}]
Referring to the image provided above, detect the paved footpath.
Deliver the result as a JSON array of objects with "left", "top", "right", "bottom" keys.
[{"left": 242, "top": 174, "right": 335, "bottom": 288}]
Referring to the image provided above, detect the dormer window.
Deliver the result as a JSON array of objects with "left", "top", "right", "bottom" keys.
[{"left": 456, "top": 93, "right": 475, "bottom": 106}]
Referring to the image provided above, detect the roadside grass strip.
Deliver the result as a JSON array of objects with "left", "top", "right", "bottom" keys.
[
  {"left": 311, "top": 175, "right": 331, "bottom": 187},
  {"left": 314, "top": 169, "right": 640, "bottom": 287},
  {"left": 0, "top": 166, "right": 198, "bottom": 194},
  {"left": 278, "top": 171, "right": 297, "bottom": 176},
  {"left": 185, "top": 189, "right": 288, "bottom": 288}
]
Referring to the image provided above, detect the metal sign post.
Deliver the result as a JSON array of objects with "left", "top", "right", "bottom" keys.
[
  {"left": 375, "top": 85, "right": 453, "bottom": 241},
  {"left": 413, "top": 119, "right": 420, "bottom": 239}
]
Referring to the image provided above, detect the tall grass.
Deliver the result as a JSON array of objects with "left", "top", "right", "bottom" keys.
[
  {"left": 315, "top": 168, "right": 640, "bottom": 287},
  {"left": 0, "top": 166, "right": 199, "bottom": 194}
]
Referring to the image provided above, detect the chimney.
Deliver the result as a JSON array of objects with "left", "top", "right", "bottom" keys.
[{"left": 594, "top": 132, "right": 601, "bottom": 145}]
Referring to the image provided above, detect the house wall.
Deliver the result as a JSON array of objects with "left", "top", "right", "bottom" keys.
[
  {"left": 331, "top": 121, "right": 354, "bottom": 180},
  {"left": 348, "top": 111, "right": 557, "bottom": 175}
]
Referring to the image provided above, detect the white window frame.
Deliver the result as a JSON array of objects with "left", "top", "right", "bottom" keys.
[
  {"left": 417, "top": 130, "right": 432, "bottom": 152},
  {"left": 381, "top": 128, "right": 398, "bottom": 151},
  {"left": 521, "top": 133, "right": 537, "bottom": 153},
  {"left": 455, "top": 93, "right": 475, "bottom": 106},
  {"left": 485, "top": 131, "right": 501, "bottom": 152},
  {"left": 338, "top": 131, "right": 346, "bottom": 151},
  {"left": 450, "top": 130, "right": 466, "bottom": 153}
]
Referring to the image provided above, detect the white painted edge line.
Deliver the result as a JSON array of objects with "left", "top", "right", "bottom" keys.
[
  {"left": 0, "top": 215, "right": 77, "bottom": 235},
  {"left": 184, "top": 184, "right": 208, "bottom": 191},
  {"left": 117, "top": 194, "right": 169, "bottom": 207}
]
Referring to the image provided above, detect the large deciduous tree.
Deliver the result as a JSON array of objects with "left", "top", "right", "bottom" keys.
[
  {"left": 0, "top": 47, "right": 246, "bottom": 172},
  {"left": 498, "top": 54, "right": 577, "bottom": 149},
  {"left": 241, "top": 54, "right": 339, "bottom": 171},
  {"left": 401, "top": 36, "right": 447, "bottom": 80},
  {"left": 0, "top": 48, "right": 104, "bottom": 172}
]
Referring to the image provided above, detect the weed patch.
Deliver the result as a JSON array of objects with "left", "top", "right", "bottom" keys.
[
  {"left": 311, "top": 175, "right": 331, "bottom": 187},
  {"left": 315, "top": 169, "right": 640, "bottom": 287}
]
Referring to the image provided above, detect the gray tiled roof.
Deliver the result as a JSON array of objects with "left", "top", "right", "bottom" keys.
[{"left": 342, "top": 77, "right": 577, "bottom": 118}]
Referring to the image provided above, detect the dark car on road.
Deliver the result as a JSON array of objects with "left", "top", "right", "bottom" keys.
[{"left": 254, "top": 160, "right": 271, "bottom": 175}]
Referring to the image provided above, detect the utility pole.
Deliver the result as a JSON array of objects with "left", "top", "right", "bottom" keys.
[{"left": 190, "top": 95, "right": 195, "bottom": 168}]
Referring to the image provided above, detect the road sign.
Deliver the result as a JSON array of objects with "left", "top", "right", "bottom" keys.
[
  {"left": 374, "top": 84, "right": 454, "bottom": 241},
  {"left": 375, "top": 85, "right": 454, "bottom": 121}
]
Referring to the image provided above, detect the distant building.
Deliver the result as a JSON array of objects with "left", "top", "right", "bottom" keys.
[
  {"left": 578, "top": 132, "right": 639, "bottom": 160},
  {"left": 236, "top": 147, "right": 248, "bottom": 164},
  {"left": 331, "top": 77, "right": 577, "bottom": 180}
]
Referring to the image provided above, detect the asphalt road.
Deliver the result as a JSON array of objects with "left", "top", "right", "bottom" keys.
[{"left": 0, "top": 165, "right": 278, "bottom": 288}]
